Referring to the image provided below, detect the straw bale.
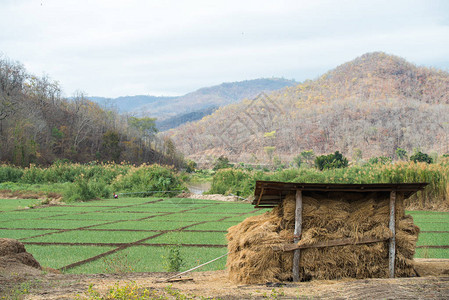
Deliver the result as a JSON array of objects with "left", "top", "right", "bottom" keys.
[{"left": 226, "top": 192, "right": 420, "bottom": 283}]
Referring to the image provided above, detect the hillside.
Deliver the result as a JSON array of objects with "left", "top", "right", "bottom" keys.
[
  {"left": 0, "top": 55, "right": 181, "bottom": 167},
  {"left": 156, "top": 106, "right": 218, "bottom": 131},
  {"left": 167, "top": 52, "right": 449, "bottom": 164}
]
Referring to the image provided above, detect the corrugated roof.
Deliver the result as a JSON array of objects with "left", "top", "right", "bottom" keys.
[{"left": 252, "top": 181, "right": 428, "bottom": 208}]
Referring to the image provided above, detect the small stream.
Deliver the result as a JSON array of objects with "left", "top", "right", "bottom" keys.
[{"left": 186, "top": 182, "right": 211, "bottom": 195}]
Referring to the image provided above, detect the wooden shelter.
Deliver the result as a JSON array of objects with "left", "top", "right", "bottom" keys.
[{"left": 251, "top": 181, "right": 427, "bottom": 281}]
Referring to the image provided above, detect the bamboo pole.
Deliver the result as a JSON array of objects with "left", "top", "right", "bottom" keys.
[
  {"left": 292, "top": 189, "right": 303, "bottom": 281},
  {"left": 273, "top": 236, "right": 390, "bottom": 252},
  {"left": 389, "top": 190, "right": 396, "bottom": 278}
]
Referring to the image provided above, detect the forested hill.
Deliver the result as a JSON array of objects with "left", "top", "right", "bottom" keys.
[
  {"left": 0, "top": 55, "right": 182, "bottom": 167},
  {"left": 168, "top": 52, "right": 449, "bottom": 164}
]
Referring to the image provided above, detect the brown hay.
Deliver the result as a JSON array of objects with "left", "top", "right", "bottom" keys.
[
  {"left": 0, "top": 238, "right": 41, "bottom": 270},
  {"left": 226, "top": 192, "right": 420, "bottom": 283}
]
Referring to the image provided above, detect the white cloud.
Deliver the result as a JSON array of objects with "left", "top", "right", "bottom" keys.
[{"left": 0, "top": 0, "right": 448, "bottom": 97}]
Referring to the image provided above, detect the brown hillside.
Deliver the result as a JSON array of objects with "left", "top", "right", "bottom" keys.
[{"left": 168, "top": 52, "right": 449, "bottom": 163}]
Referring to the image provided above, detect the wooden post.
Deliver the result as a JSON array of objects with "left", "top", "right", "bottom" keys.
[
  {"left": 292, "top": 189, "right": 303, "bottom": 281},
  {"left": 389, "top": 190, "right": 396, "bottom": 278}
]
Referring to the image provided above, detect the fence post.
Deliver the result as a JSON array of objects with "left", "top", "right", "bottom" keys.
[
  {"left": 389, "top": 190, "right": 396, "bottom": 278},
  {"left": 292, "top": 189, "right": 303, "bottom": 281}
]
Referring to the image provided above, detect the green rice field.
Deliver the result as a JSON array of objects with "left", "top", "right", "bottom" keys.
[{"left": 0, "top": 197, "right": 448, "bottom": 274}]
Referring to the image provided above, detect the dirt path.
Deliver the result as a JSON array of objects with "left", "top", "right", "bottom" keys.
[{"left": 2, "top": 263, "right": 449, "bottom": 299}]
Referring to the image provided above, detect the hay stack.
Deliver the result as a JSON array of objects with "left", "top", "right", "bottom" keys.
[{"left": 226, "top": 192, "right": 419, "bottom": 283}]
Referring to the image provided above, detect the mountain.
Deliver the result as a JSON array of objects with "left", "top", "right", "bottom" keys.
[
  {"left": 88, "top": 95, "right": 176, "bottom": 113},
  {"left": 167, "top": 52, "right": 449, "bottom": 164},
  {"left": 135, "top": 78, "right": 297, "bottom": 121},
  {"left": 88, "top": 78, "right": 297, "bottom": 128}
]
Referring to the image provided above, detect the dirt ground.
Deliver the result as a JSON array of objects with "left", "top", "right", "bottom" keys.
[{"left": 0, "top": 259, "right": 448, "bottom": 299}]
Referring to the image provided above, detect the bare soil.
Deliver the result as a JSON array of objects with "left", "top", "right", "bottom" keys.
[{"left": 1, "top": 259, "right": 448, "bottom": 299}]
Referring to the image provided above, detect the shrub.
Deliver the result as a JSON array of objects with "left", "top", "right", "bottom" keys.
[
  {"left": 185, "top": 160, "right": 197, "bottom": 173},
  {"left": 368, "top": 156, "right": 392, "bottom": 165},
  {"left": 112, "top": 164, "right": 185, "bottom": 197},
  {"left": 207, "top": 168, "right": 262, "bottom": 196},
  {"left": 314, "top": 151, "right": 348, "bottom": 171},
  {"left": 212, "top": 155, "right": 233, "bottom": 171},
  {"left": 162, "top": 246, "right": 185, "bottom": 272},
  {"left": 410, "top": 151, "right": 433, "bottom": 164},
  {"left": 64, "top": 175, "right": 111, "bottom": 202},
  {"left": 0, "top": 165, "right": 23, "bottom": 182},
  {"left": 396, "top": 148, "right": 408, "bottom": 160}
]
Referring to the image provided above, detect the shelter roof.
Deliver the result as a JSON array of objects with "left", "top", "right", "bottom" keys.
[{"left": 252, "top": 181, "right": 428, "bottom": 208}]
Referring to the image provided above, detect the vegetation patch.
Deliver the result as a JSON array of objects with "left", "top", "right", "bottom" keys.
[
  {"left": 186, "top": 221, "right": 237, "bottom": 231},
  {"left": 91, "top": 220, "right": 198, "bottom": 231},
  {"left": 26, "top": 245, "right": 115, "bottom": 269},
  {"left": 25, "top": 230, "right": 156, "bottom": 244},
  {"left": 0, "top": 229, "right": 58, "bottom": 239},
  {"left": 144, "top": 231, "right": 227, "bottom": 245},
  {"left": 0, "top": 198, "right": 43, "bottom": 211},
  {"left": 49, "top": 212, "right": 160, "bottom": 221},
  {"left": 67, "top": 246, "right": 228, "bottom": 274},
  {"left": 0, "top": 219, "right": 111, "bottom": 229},
  {"left": 415, "top": 248, "right": 449, "bottom": 259},
  {"left": 150, "top": 213, "right": 226, "bottom": 222},
  {"left": 417, "top": 233, "right": 449, "bottom": 246}
]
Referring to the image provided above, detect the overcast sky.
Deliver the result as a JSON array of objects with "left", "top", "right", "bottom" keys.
[{"left": 1, "top": 0, "right": 448, "bottom": 98}]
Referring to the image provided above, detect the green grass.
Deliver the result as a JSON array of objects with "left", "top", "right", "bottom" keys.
[
  {"left": 25, "top": 230, "right": 157, "bottom": 244},
  {"left": 159, "top": 198, "right": 218, "bottom": 205},
  {"left": 108, "top": 206, "right": 191, "bottom": 213},
  {"left": 68, "top": 197, "right": 161, "bottom": 206},
  {"left": 0, "top": 182, "right": 69, "bottom": 194},
  {"left": 26, "top": 245, "right": 115, "bottom": 269},
  {"left": 191, "top": 205, "right": 257, "bottom": 213},
  {"left": 150, "top": 213, "right": 229, "bottom": 222},
  {"left": 35, "top": 206, "right": 116, "bottom": 212},
  {"left": 188, "top": 221, "right": 237, "bottom": 231},
  {"left": 0, "top": 219, "right": 111, "bottom": 229},
  {"left": 48, "top": 212, "right": 160, "bottom": 221},
  {"left": 0, "top": 198, "right": 43, "bottom": 211},
  {"left": 0, "top": 229, "right": 58, "bottom": 239},
  {"left": 90, "top": 220, "right": 198, "bottom": 231},
  {"left": 417, "top": 233, "right": 449, "bottom": 246},
  {"left": 414, "top": 222, "right": 449, "bottom": 231},
  {"left": 415, "top": 248, "right": 449, "bottom": 259},
  {"left": 144, "top": 231, "right": 227, "bottom": 245},
  {"left": 66, "top": 246, "right": 228, "bottom": 274},
  {"left": 0, "top": 211, "right": 64, "bottom": 221},
  {"left": 407, "top": 210, "right": 449, "bottom": 231},
  {"left": 221, "top": 212, "right": 268, "bottom": 222}
]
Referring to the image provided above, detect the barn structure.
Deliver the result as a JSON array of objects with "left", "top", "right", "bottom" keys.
[{"left": 226, "top": 181, "right": 427, "bottom": 283}]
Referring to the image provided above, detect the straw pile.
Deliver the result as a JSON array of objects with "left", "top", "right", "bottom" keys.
[{"left": 226, "top": 192, "right": 419, "bottom": 283}]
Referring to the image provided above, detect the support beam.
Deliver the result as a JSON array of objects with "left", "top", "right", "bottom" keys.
[
  {"left": 292, "top": 189, "right": 303, "bottom": 281},
  {"left": 389, "top": 190, "right": 396, "bottom": 278}
]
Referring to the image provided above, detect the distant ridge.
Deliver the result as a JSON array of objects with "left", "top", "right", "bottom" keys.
[{"left": 88, "top": 78, "right": 297, "bottom": 128}]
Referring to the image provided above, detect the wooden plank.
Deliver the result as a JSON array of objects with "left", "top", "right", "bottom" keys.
[
  {"left": 389, "top": 190, "right": 396, "bottom": 278},
  {"left": 255, "top": 187, "right": 264, "bottom": 208},
  {"left": 273, "top": 236, "right": 390, "bottom": 252},
  {"left": 292, "top": 189, "right": 302, "bottom": 282}
]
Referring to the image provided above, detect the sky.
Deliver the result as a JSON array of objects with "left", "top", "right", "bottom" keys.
[{"left": 1, "top": 0, "right": 449, "bottom": 98}]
